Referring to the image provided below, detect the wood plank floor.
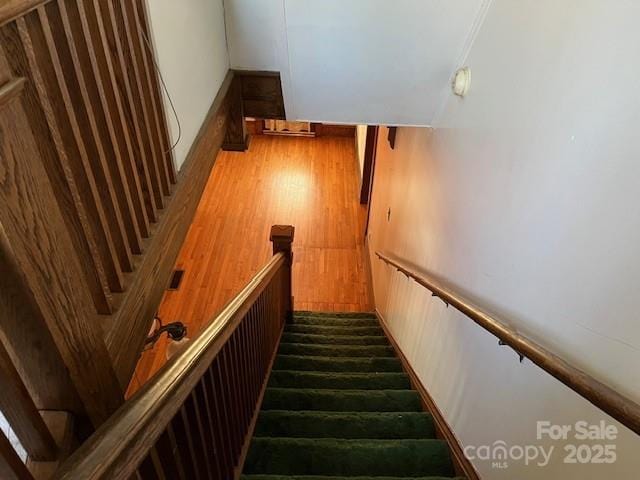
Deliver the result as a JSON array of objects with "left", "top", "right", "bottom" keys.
[{"left": 128, "top": 134, "right": 373, "bottom": 393}]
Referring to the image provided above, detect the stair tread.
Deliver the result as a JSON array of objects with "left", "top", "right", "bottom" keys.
[
  {"left": 279, "top": 343, "right": 394, "bottom": 358},
  {"left": 255, "top": 411, "right": 436, "bottom": 439},
  {"left": 262, "top": 388, "right": 423, "bottom": 412},
  {"left": 285, "top": 324, "right": 384, "bottom": 336},
  {"left": 292, "top": 317, "right": 380, "bottom": 327},
  {"left": 269, "top": 370, "right": 411, "bottom": 390},
  {"left": 282, "top": 333, "right": 389, "bottom": 345},
  {"left": 242, "top": 476, "right": 463, "bottom": 480},
  {"left": 274, "top": 355, "right": 403, "bottom": 373},
  {"left": 294, "top": 311, "right": 377, "bottom": 319},
  {"left": 244, "top": 438, "right": 454, "bottom": 477}
]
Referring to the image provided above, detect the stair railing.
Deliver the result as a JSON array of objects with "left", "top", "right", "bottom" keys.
[
  {"left": 53, "top": 225, "right": 295, "bottom": 480},
  {"left": 375, "top": 251, "right": 640, "bottom": 435}
]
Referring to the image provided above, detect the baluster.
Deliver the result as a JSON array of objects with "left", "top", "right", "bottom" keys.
[
  {"left": 0, "top": 429, "right": 33, "bottom": 480},
  {"left": 55, "top": 0, "right": 130, "bottom": 286},
  {"left": 2, "top": 10, "right": 113, "bottom": 313},
  {"left": 129, "top": 0, "right": 172, "bottom": 195},
  {"left": 197, "top": 376, "right": 223, "bottom": 479},
  {"left": 106, "top": 0, "right": 160, "bottom": 218},
  {"left": 0, "top": 341, "right": 57, "bottom": 461},
  {"left": 133, "top": 0, "right": 176, "bottom": 184},
  {"left": 75, "top": 0, "right": 146, "bottom": 255},
  {"left": 185, "top": 393, "right": 213, "bottom": 479},
  {"left": 85, "top": 0, "right": 150, "bottom": 241},
  {"left": 170, "top": 408, "right": 199, "bottom": 480},
  {"left": 148, "top": 429, "right": 184, "bottom": 480},
  {"left": 208, "top": 365, "right": 234, "bottom": 476}
]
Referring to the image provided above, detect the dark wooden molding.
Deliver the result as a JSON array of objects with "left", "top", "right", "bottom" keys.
[
  {"left": 105, "top": 70, "right": 234, "bottom": 388},
  {"left": 376, "top": 311, "right": 481, "bottom": 480},
  {"left": 387, "top": 126, "right": 397, "bottom": 149},
  {"left": 359, "top": 125, "right": 378, "bottom": 204},
  {"left": 312, "top": 123, "right": 356, "bottom": 137},
  {"left": 222, "top": 70, "right": 285, "bottom": 151},
  {"left": 222, "top": 73, "right": 249, "bottom": 151}
]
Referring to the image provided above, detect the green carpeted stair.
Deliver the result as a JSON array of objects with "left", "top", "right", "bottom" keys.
[{"left": 242, "top": 312, "right": 462, "bottom": 479}]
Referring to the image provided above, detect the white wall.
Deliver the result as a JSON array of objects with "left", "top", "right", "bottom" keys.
[
  {"left": 367, "top": 1, "right": 640, "bottom": 478},
  {"left": 225, "top": 0, "right": 487, "bottom": 125},
  {"left": 146, "top": 0, "right": 229, "bottom": 169}
]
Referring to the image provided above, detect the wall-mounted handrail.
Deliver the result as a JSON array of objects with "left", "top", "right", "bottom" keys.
[
  {"left": 54, "top": 225, "right": 295, "bottom": 479},
  {"left": 375, "top": 251, "right": 640, "bottom": 435}
]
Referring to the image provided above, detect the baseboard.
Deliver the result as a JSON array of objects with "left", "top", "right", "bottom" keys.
[
  {"left": 363, "top": 237, "right": 376, "bottom": 310},
  {"left": 376, "top": 310, "right": 480, "bottom": 480}
]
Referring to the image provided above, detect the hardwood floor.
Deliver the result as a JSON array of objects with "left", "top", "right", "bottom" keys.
[{"left": 128, "top": 134, "right": 373, "bottom": 393}]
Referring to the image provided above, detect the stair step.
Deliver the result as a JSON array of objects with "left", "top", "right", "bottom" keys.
[
  {"left": 274, "top": 355, "right": 403, "bottom": 373},
  {"left": 242, "top": 476, "right": 463, "bottom": 480},
  {"left": 269, "top": 371, "right": 411, "bottom": 390},
  {"left": 281, "top": 332, "right": 389, "bottom": 346},
  {"left": 285, "top": 324, "right": 384, "bottom": 336},
  {"left": 254, "top": 411, "right": 436, "bottom": 439},
  {"left": 279, "top": 343, "right": 394, "bottom": 358},
  {"left": 244, "top": 438, "right": 454, "bottom": 477},
  {"left": 262, "top": 388, "right": 422, "bottom": 412},
  {"left": 292, "top": 316, "right": 379, "bottom": 327},
  {"left": 294, "top": 311, "right": 378, "bottom": 319}
]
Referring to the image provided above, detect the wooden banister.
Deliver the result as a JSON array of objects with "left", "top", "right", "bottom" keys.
[
  {"left": 0, "top": 0, "right": 50, "bottom": 27},
  {"left": 375, "top": 251, "right": 640, "bottom": 435},
  {"left": 53, "top": 226, "right": 295, "bottom": 479}
]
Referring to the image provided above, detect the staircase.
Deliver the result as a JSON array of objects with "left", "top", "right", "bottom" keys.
[{"left": 242, "top": 311, "right": 462, "bottom": 480}]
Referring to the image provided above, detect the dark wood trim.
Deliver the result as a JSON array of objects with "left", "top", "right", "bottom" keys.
[
  {"left": 0, "top": 231, "right": 82, "bottom": 414},
  {"left": 0, "top": 59, "right": 123, "bottom": 426},
  {"left": 377, "top": 310, "right": 481, "bottom": 480},
  {"left": 0, "top": 428, "right": 33, "bottom": 480},
  {"left": 359, "top": 125, "right": 378, "bottom": 204},
  {"left": 312, "top": 123, "right": 356, "bottom": 138},
  {"left": 222, "top": 70, "right": 285, "bottom": 152},
  {"left": 0, "top": 341, "right": 57, "bottom": 461},
  {"left": 0, "top": 0, "right": 50, "bottom": 27},
  {"left": 387, "top": 126, "right": 397, "bottom": 149},
  {"left": 375, "top": 251, "right": 640, "bottom": 436},
  {"left": 222, "top": 74, "right": 249, "bottom": 151},
  {"left": 105, "top": 70, "right": 234, "bottom": 388}
]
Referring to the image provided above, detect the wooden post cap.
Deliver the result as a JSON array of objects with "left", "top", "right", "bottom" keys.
[
  {"left": 270, "top": 225, "right": 294, "bottom": 243},
  {"left": 270, "top": 225, "right": 294, "bottom": 256}
]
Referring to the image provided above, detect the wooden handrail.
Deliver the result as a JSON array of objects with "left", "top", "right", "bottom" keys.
[
  {"left": 375, "top": 251, "right": 640, "bottom": 435},
  {"left": 54, "top": 227, "right": 293, "bottom": 479},
  {"left": 0, "top": 0, "right": 50, "bottom": 26}
]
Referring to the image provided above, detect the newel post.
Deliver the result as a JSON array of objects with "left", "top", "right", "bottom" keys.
[{"left": 270, "top": 225, "right": 294, "bottom": 322}]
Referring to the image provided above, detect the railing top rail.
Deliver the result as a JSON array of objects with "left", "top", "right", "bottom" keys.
[
  {"left": 54, "top": 253, "right": 286, "bottom": 479},
  {"left": 375, "top": 251, "right": 640, "bottom": 436},
  {"left": 0, "top": 0, "right": 51, "bottom": 26}
]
